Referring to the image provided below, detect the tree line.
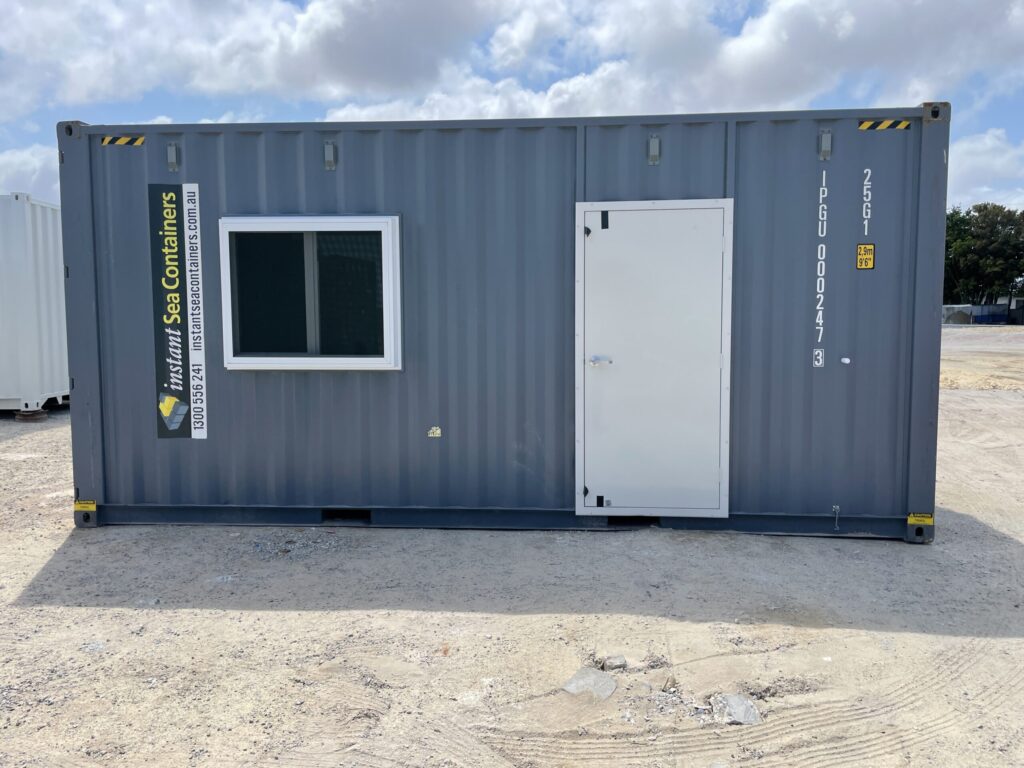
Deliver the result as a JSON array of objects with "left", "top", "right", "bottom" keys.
[{"left": 944, "top": 203, "right": 1024, "bottom": 306}]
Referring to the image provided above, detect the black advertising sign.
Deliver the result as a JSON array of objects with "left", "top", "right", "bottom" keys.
[{"left": 149, "top": 183, "right": 208, "bottom": 439}]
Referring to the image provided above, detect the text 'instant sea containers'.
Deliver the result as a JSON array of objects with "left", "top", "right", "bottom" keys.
[
  {"left": 57, "top": 104, "right": 950, "bottom": 541},
  {"left": 0, "top": 193, "right": 68, "bottom": 417}
]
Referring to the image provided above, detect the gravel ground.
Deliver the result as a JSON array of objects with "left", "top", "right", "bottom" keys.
[{"left": 1, "top": 327, "right": 1022, "bottom": 767}]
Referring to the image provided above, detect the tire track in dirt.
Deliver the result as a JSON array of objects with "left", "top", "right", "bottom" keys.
[
  {"left": 472, "top": 640, "right": 989, "bottom": 766},
  {"left": 305, "top": 717, "right": 519, "bottom": 768},
  {"left": 248, "top": 661, "right": 395, "bottom": 767},
  {"left": 269, "top": 711, "right": 385, "bottom": 767},
  {"left": 751, "top": 710, "right": 964, "bottom": 767},
  {"left": 0, "top": 748, "right": 94, "bottom": 768},
  {"left": 412, "top": 720, "right": 519, "bottom": 767},
  {"left": 755, "top": 663, "right": 1024, "bottom": 767},
  {"left": 265, "top": 748, "right": 405, "bottom": 768},
  {"left": 269, "top": 704, "right": 517, "bottom": 767}
]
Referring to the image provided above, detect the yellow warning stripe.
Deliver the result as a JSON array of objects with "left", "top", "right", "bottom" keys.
[
  {"left": 858, "top": 120, "right": 911, "bottom": 131},
  {"left": 101, "top": 135, "right": 145, "bottom": 146}
]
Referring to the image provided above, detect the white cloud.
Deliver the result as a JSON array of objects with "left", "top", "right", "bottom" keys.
[
  {"left": 329, "top": 0, "right": 1024, "bottom": 122},
  {"left": 2, "top": 0, "right": 1023, "bottom": 125},
  {"left": 198, "top": 110, "right": 266, "bottom": 124},
  {"left": 487, "top": 1, "right": 574, "bottom": 72},
  {"left": 948, "top": 129, "right": 1024, "bottom": 210},
  {"left": 324, "top": 61, "right": 642, "bottom": 121},
  {"left": 0, "top": 0, "right": 499, "bottom": 121},
  {"left": 3, "top": 0, "right": 1024, "bottom": 207},
  {"left": 0, "top": 144, "right": 59, "bottom": 205}
]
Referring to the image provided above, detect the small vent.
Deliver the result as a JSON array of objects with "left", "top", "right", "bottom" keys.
[
  {"left": 321, "top": 509, "right": 372, "bottom": 526},
  {"left": 607, "top": 516, "right": 660, "bottom": 528}
]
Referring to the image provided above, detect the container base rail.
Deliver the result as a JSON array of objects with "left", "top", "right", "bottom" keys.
[{"left": 72, "top": 504, "right": 934, "bottom": 543}]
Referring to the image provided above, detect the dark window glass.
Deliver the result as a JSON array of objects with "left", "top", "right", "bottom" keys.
[
  {"left": 232, "top": 232, "right": 307, "bottom": 355},
  {"left": 317, "top": 231, "right": 385, "bottom": 356}
]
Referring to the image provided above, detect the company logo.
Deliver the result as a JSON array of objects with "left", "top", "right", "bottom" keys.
[
  {"left": 158, "top": 392, "right": 189, "bottom": 430},
  {"left": 150, "top": 183, "right": 207, "bottom": 439}
]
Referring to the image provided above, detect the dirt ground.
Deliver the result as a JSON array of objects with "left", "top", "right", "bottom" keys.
[
  {"left": 940, "top": 326, "right": 1024, "bottom": 390},
  {"left": 1, "top": 327, "right": 1023, "bottom": 767}
]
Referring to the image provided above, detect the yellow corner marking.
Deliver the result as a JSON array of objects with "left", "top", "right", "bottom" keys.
[
  {"left": 908, "top": 513, "right": 934, "bottom": 526},
  {"left": 102, "top": 135, "right": 145, "bottom": 146},
  {"left": 859, "top": 120, "right": 911, "bottom": 131},
  {"left": 74, "top": 500, "right": 97, "bottom": 512}
]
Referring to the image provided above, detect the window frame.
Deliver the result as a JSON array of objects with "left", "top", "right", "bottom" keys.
[{"left": 218, "top": 215, "right": 402, "bottom": 371}]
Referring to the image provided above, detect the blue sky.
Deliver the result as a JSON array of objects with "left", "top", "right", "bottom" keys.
[{"left": 1, "top": 0, "right": 1023, "bottom": 208}]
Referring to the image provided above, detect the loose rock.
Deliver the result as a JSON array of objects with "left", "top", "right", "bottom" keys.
[
  {"left": 644, "top": 653, "right": 671, "bottom": 669},
  {"left": 602, "top": 655, "right": 627, "bottom": 671},
  {"left": 710, "top": 693, "right": 761, "bottom": 725},
  {"left": 563, "top": 667, "right": 617, "bottom": 701}
]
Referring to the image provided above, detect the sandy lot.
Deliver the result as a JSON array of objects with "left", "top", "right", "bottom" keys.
[
  {"left": 1, "top": 327, "right": 1023, "bottom": 767},
  {"left": 941, "top": 326, "right": 1024, "bottom": 390}
]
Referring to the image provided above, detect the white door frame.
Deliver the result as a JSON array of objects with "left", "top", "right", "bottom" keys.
[{"left": 574, "top": 199, "right": 734, "bottom": 518}]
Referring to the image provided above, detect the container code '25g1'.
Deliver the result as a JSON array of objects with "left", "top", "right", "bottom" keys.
[{"left": 862, "top": 168, "right": 872, "bottom": 236}]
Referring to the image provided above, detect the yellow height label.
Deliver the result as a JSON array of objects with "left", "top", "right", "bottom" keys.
[
  {"left": 856, "top": 243, "right": 875, "bottom": 270},
  {"left": 908, "top": 513, "right": 934, "bottom": 526},
  {"left": 74, "top": 500, "right": 97, "bottom": 512}
]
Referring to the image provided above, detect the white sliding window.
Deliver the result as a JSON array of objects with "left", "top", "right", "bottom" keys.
[{"left": 218, "top": 216, "right": 401, "bottom": 371}]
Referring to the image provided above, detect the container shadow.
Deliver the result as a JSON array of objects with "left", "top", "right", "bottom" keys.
[{"left": 15, "top": 505, "right": 1024, "bottom": 638}]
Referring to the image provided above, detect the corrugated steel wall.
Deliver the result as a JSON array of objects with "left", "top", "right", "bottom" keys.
[
  {"left": 728, "top": 118, "right": 919, "bottom": 519},
  {"left": 0, "top": 194, "right": 68, "bottom": 409},
  {"left": 582, "top": 117, "right": 921, "bottom": 519},
  {"left": 57, "top": 107, "right": 949, "bottom": 523},
  {"left": 89, "top": 126, "right": 577, "bottom": 508}
]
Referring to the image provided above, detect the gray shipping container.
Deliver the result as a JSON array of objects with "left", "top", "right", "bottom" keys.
[{"left": 56, "top": 103, "right": 950, "bottom": 541}]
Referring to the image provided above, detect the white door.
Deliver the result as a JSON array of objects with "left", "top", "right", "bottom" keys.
[{"left": 576, "top": 201, "right": 732, "bottom": 518}]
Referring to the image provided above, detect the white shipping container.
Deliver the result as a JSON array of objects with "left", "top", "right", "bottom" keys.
[{"left": 0, "top": 193, "right": 68, "bottom": 414}]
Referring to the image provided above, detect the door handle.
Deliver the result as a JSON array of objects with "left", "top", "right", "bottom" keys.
[{"left": 588, "top": 355, "right": 613, "bottom": 367}]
